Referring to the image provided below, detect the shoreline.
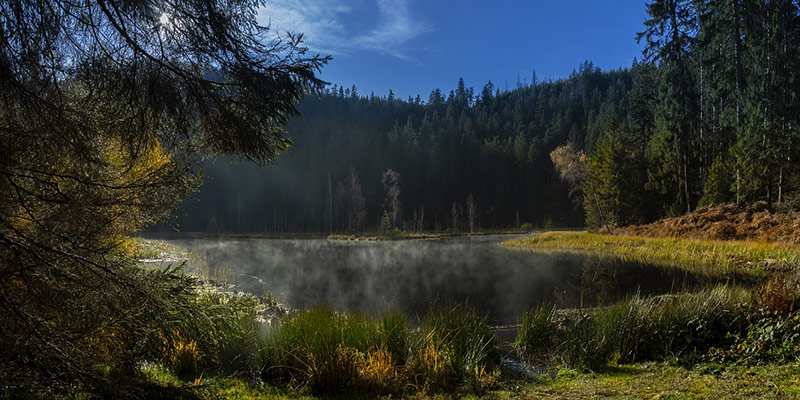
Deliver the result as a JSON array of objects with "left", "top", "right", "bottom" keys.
[
  {"left": 502, "top": 231, "right": 800, "bottom": 278},
  {"left": 138, "top": 229, "right": 534, "bottom": 241}
]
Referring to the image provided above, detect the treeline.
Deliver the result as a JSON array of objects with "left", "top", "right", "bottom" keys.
[
  {"left": 550, "top": 0, "right": 800, "bottom": 229},
  {"left": 172, "top": 61, "right": 633, "bottom": 233},
  {"left": 172, "top": 0, "right": 800, "bottom": 233}
]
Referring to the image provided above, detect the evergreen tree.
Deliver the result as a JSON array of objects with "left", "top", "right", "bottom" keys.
[{"left": 639, "top": 0, "right": 701, "bottom": 213}]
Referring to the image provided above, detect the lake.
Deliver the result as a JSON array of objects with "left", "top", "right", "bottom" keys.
[{"left": 155, "top": 234, "right": 716, "bottom": 326}]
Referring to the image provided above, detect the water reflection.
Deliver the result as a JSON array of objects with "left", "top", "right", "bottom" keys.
[{"left": 160, "top": 235, "right": 717, "bottom": 326}]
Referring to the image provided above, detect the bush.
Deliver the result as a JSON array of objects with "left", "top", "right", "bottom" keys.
[
  {"left": 751, "top": 273, "right": 800, "bottom": 317},
  {"left": 520, "top": 222, "right": 534, "bottom": 232},
  {"left": 727, "top": 312, "right": 800, "bottom": 364}
]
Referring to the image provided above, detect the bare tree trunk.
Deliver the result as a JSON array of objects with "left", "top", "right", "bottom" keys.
[
  {"left": 684, "top": 157, "right": 691, "bottom": 214},
  {"left": 466, "top": 194, "right": 476, "bottom": 233},
  {"left": 736, "top": 168, "right": 741, "bottom": 204},
  {"left": 451, "top": 202, "right": 459, "bottom": 232},
  {"left": 589, "top": 186, "right": 612, "bottom": 234},
  {"left": 732, "top": 0, "right": 744, "bottom": 125},
  {"left": 327, "top": 173, "right": 333, "bottom": 232}
]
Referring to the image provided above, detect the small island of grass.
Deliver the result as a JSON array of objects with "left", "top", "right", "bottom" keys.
[{"left": 502, "top": 231, "right": 800, "bottom": 278}]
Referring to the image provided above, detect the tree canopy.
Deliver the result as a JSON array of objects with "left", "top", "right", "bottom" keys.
[{"left": 0, "top": 0, "right": 326, "bottom": 392}]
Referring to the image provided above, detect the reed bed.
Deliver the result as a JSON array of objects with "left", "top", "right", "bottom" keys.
[
  {"left": 517, "top": 285, "right": 751, "bottom": 370},
  {"left": 259, "top": 305, "right": 498, "bottom": 394},
  {"left": 503, "top": 231, "right": 800, "bottom": 277}
]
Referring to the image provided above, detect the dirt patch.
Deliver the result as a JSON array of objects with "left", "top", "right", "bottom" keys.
[{"left": 618, "top": 204, "right": 800, "bottom": 244}]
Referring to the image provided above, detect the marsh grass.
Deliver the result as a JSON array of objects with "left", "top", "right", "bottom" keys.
[
  {"left": 260, "top": 307, "right": 382, "bottom": 392},
  {"left": 260, "top": 305, "right": 498, "bottom": 394},
  {"left": 515, "top": 303, "right": 556, "bottom": 352},
  {"left": 407, "top": 304, "right": 499, "bottom": 391},
  {"left": 153, "top": 292, "right": 265, "bottom": 381},
  {"left": 503, "top": 231, "right": 800, "bottom": 277},
  {"left": 531, "top": 286, "right": 751, "bottom": 370}
]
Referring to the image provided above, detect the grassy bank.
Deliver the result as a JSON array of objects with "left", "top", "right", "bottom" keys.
[
  {"left": 21, "top": 284, "right": 800, "bottom": 399},
  {"left": 19, "top": 236, "right": 800, "bottom": 399},
  {"left": 503, "top": 231, "right": 800, "bottom": 277},
  {"left": 502, "top": 363, "right": 800, "bottom": 399},
  {"left": 130, "top": 361, "right": 800, "bottom": 399},
  {"left": 516, "top": 286, "right": 751, "bottom": 369}
]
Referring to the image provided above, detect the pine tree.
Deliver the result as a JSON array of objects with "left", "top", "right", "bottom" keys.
[{"left": 639, "top": 0, "right": 701, "bottom": 213}]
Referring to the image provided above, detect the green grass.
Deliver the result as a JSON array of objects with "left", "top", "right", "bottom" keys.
[
  {"left": 515, "top": 303, "right": 555, "bottom": 353},
  {"left": 260, "top": 307, "right": 399, "bottom": 393},
  {"left": 260, "top": 305, "right": 499, "bottom": 395},
  {"left": 554, "top": 286, "right": 750, "bottom": 370},
  {"left": 497, "top": 362, "right": 800, "bottom": 399},
  {"left": 407, "top": 304, "right": 500, "bottom": 391},
  {"left": 503, "top": 231, "right": 800, "bottom": 277},
  {"left": 34, "top": 361, "right": 800, "bottom": 399}
]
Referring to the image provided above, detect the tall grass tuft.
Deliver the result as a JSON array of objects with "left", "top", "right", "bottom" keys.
[
  {"left": 407, "top": 304, "right": 499, "bottom": 391},
  {"left": 260, "top": 307, "right": 406, "bottom": 394},
  {"left": 557, "top": 312, "right": 607, "bottom": 371},
  {"left": 516, "top": 303, "right": 556, "bottom": 353},
  {"left": 520, "top": 285, "right": 751, "bottom": 370},
  {"left": 155, "top": 290, "right": 265, "bottom": 379},
  {"left": 380, "top": 310, "right": 409, "bottom": 365},
  {"left": 260, "top": 305, "right": 499, "bottom": 394}
]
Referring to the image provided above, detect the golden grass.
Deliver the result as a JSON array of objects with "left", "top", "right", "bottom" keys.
[{"left": 502, "top": 231, "right": 800, "bottom": 278}]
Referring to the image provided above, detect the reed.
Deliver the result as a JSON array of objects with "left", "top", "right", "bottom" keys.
[
  {"left": 503, "top": 231, "right": 800, "bottom": 277},
  {"left": 515, "top": 303, "right": 556, "bottom": 352},
  {"left": 522, "top": 285, "right": 751, "bottom": 370}
]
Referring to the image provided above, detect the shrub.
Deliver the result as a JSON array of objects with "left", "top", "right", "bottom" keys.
[
  {"left": 520, "top": 222, "right": 534, "bottom": 232},
  {"left": 751, "top": 273, "right": 800, "bottom": 317},
  {"left": 727, "top": 312, "right": 800, "bottom": 364}
]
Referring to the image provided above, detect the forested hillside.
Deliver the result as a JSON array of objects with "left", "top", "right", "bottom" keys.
[
  {"left": 173, "top": 0, "right": 800, "bottom": 233},
  {"left": 174, "top": 63, "right": 637, "bottom": 232}
]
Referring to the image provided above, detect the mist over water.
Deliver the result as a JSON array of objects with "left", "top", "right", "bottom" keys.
[{"left": 159, "top": 235, "right": 713, "bottom": 326}]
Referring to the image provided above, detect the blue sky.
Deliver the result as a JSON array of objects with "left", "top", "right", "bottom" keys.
[{"left": 258, "top": 1, "right": 648, "bottom": 99}]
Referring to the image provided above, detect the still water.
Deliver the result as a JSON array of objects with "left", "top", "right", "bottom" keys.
[{"left": 158, "top": 234, "right": 714, "bottom": 326}]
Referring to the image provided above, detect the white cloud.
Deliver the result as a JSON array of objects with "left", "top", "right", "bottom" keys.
[{"left": 258, "top": 0, "right": 431, "bottom": 60}]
